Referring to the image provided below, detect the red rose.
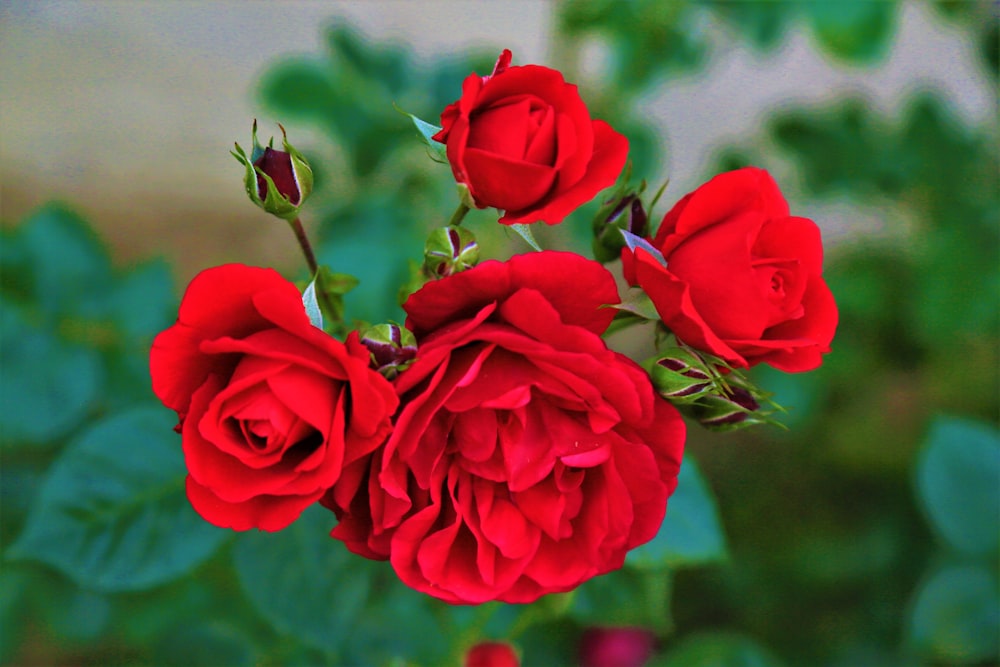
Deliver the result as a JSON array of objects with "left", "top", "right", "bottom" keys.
[
  {"left": 464, "top": 641, "right": 520, "bottom": 667},
  {"left": 622, "top": 167, "right": 838, "bottom": 372},
  {"left": 324, "top": 252, "right": 685, "bottom": 604},
  {"left": 433, "top": 49, "right": 629, "bottom": 226},
  {"left": 150, "top": 264, "right": 397, "bottom": 531}
]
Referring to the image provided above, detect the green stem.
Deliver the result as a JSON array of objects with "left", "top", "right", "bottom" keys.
[
  {"left": 448, "top": 202, "right": 471, "bottom": 227},
  {"left": 288, "top": 216, "right": 319, "bottom": 277}
]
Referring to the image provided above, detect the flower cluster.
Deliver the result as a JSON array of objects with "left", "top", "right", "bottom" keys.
[{"left": 150, "top": 50, "right": 836, "bottom": 605}]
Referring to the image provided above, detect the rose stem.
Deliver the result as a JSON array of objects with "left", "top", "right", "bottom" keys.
[
  {"left": 288, "top": 216, "right": 319, "bottom": 277},
  {"left": 448, "top": 202, "right": 471, "bottom": 227}
]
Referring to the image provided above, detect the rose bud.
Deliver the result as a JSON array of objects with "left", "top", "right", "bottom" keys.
[
  {"left": 232, "top": 120, "right": 313, "bottom": 221},
  {"left": 359, "top": 323, "right": 417, "bottom": 379},
  {"left": 690, "top": 382, "right": 767, "bottom": 432},
  {"left": 646, "top": 346, "right": 715, "bottom": 403},
  {"left": 423, "top": 225, "right": 479, "bottom": 277},
  {"left": 464, "top": 641, "right": 520, "bottom": 667},
  {"left": 579, "top": 627, "right": 657, "bottom": 667},
  {"left": 593, "top": 191, "right": 649, "bottom": 263}
]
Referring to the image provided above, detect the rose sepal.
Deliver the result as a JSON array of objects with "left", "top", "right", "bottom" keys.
[
  {"left": 646, "top": 337, "right": 788, "bottom": 431},
  {"left": 359, "top": 322, "right": 417, "bottom": 379},
  {"left": 396, "top": 105, "right": 447, "bottom": 163},
  {"left": 299, "top": 266, "right": 359, "bottom": 339},
  {"left": 424, "top": 225, "right": 480, "bottom": 278},
  {"left": 592, "top": 164, "right": 649, "bottom": 263}
]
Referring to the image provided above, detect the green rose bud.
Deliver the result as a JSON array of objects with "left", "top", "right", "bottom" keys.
[
  {"left": 424, "top": 225, "right": 479, "bottom": 277},
  {"left": 647, "top": 346, "right": 715, "bottom": 403},
  {"left": 232, "top": 121, "right": 313, "bottom": 221},
  {"left": 360, "top": 323, "right": 417, "bottom": 379}
]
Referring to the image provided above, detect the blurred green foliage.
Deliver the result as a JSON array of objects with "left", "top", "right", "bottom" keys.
[{"left": 2, "top": 1, "right": 998, "bottom": 665}]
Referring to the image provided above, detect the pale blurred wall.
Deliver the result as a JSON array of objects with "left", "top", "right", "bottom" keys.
[{"left": 0, "top": 1, "right": 993, "bottom": 284}]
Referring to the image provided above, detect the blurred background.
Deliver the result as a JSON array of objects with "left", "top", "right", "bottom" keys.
[{"left": 1, "top": 1, "right": 997, "bottom": 666}]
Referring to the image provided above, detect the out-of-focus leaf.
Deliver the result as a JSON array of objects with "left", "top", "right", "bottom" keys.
[
  {"left": 108, "top": 258, "right": 176, "bottom": 340},
  {"left": 915, "top": 416, "right": 1000, "bottom": 557},
  {"left": 714, "top": 1, "right": 795, "bottom": 52},
  {"left": 256, "top": 58, "right": 337, "bottom": 123},
  {"left": 559, "top": 0, "right": 708, "bottom": 91},
  {"left": 316, "top": 198, "right": 424, "bottom": 325},
  {"left": 344, "top": 572, "right": 451, "bottom": 666},
  {"left": 627, "top": 456, "right": 727, "bottom": 569},
  {"left": 0, "top": 568, "right": 30, "bottom": 662},
  {"left": 7, "top": 407, "right": 229, "bottom": 590},
  {"left": 570, "top": 566, "right": 672, "bottom": 632},
  {"left": 804, "top": 1, "right": 897, "bottom": 64},
  {"left": 0, "top": 300, "right": 103, "bottom": 447},
  {"left": 33, "top": 577, "right": 112, "bottom": 643},
  {"left": 14, "top": 203, "right": 114, "bottom": 320},
  {"left": 652, "top": 632, "right": 784, "bottom": 667},
  {"left": 232, "top": 504, "right": 370, "bottom": 656},
  {"left": 154, "top": 621, "right": 258, "bottom": 667},
  {"left": 907, "top": 563, "right": 1000, "bottom": 663}
]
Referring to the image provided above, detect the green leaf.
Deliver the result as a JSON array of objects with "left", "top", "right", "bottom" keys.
[
  {"left": 570, "top": 566, "right": 672, "bottom": 632},
  {"left": 510, "top": 223, "right": 543, "bottom": 252},
  {"left": 16, "top": 202, "right": 113, "bottom": 320},
  {"left": 713, "top": 1, "right": 795, "bottom": 52},
  {"left": 153, "top": 621, "right": 258, "bottom": 667},
  {"left": 108, "top": 257, "right": 176, "bottom": 340},
  {"left": 627, "top": 456, "right": 727, "bottom": 569},
  {"left": 915, "top": 416, "right": 1000, "bottom": 556},
  {"left": 907, "top": 563, "right": 1000, "bottom": 663},
  {"left": 0, "top": 300, "right": 103, "bottom": 446},
  {"left": 256, "top": 59, "right": 337, "bottom": 122},
  {"left": 804, "top": 1, "right": 897, "bottom": 64},
  {"left": 7, "top": 407, "right": 229, "bottom": 591},
  {"left": 344, "top": 576, "right": 451, "bottom": 666},
  {"left": 0, "top": 568, "right": 30, "bottom": 662},
  {"left": 232, "top": 504, "right": 371, "bottom": 655},
  {"left": 301, "top": 278, "right": 324, "bottom": 330},
  {"left": 398, "top": 106, "right": 448, "bottom": 163},
  {"left": 651, "top": 632, "right": 784, "bottom": 667}
]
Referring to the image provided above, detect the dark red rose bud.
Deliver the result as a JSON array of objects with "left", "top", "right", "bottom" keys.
[
  {"left": 464, "top": 641, "right": 520, "bottom": 667},
  {"left": 359, "top": 323, "right": 417, "bottom": 379},
  {"left": 579, "top": 627, "right": 657, "bottom": 667},
  {"left": 232, "top": 121, "right": 313, "bottom": 221},
  {"left": 254, "top": 146, "right": 300, "bottom": 204}
]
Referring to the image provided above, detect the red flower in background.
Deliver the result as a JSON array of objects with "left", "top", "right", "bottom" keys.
[
  {"left": 324, "top": 251, "right": 685, "bottom": 603},
  {"left": 150, "top": 264, "right": 397, "bottom": 531},
  {"left": 579, "top": 627, "right": 657, "bottom": 667},
  {"left": 433, "top": 50, "right": 629, "bottom": 225},
  {"left": 622, "top": 167, "right": 838, "bottom": 372},
  {"left": 464, "top": 641, "right": 520, "bottom": 667}
]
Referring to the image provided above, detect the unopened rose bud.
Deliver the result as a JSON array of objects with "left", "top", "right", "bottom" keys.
[
  {"left": 579, "top": 627, "right": 657, "bottom": 667},
  {"left": 592, "top": 191, "right": 649, "bottom": 263},
  {"left": 692, "top": 383, "right": 765, "bottom": 431},
  {"left": 424, "top": 225, "right": 479, "bottom": 277},
  {"left": 232, "top": 121, "right": 313, "bottom": 221},
  {"left": 464, "top": 641, "right": 520, "bottom": 667},
  {"left": 360, "top": 323, "right": 417, "bottom": 379},
  {"left": 647, "top": 347, "right": 715, "bottom": 403}
]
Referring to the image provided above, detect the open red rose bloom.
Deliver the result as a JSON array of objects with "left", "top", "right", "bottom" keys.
[
  {"left": 622, "top": 167, "right": 838, "bottom": 372},
  {"left": 324, "top": 252, "right": 685, "bottom": 603},
  {"left": 433, "top": 50, "right": 629, "bottom": 225},
  {"left": 150, "top": 264, "right": 397, "bottom": 531}
]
